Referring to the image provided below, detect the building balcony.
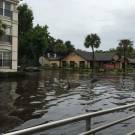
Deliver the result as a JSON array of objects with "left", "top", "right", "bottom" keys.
[
  {"left": 0, "top": 8, "right": 12, "bottom": 19},
  {"left": 0, "top": 35, "right": 12, "bottom": 45}
]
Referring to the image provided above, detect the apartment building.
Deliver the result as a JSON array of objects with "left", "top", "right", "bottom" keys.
[{"left": 0, "top": 0, "right": 18, "bottom": 72}]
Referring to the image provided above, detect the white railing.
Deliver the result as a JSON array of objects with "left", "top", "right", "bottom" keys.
[
  {"left": 127, "top": 131, "right": 135, "bottom": 135},
  {"left": 3, "top": 103, "right": 135, "bottom": 135}
]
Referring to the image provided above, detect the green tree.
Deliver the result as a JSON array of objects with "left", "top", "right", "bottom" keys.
[
  {"left": 18, "top": 4, "right": 33, "bottom": 35},
  {"left": 18, "top": 3, "right": 75, "bottom": 66},
  {"left": 84, "top": 34, "right": 101, "bottom": 75},
  {"left": 46, "top": 36, "right": 56, "bottom": 55},
  {"left": 18, "top": 3, "right": 34, "bottom": 65},
  {"left": 30, "top": 25, "right": 49, "bottom": 65},
  {"left": 54, "top": 39, "right": 66, "bottom": 57},
  {"left": 20, "top": 25, "right": 49, "bottom": 65},
  {"left": 117, "top": 39, "right": 133, "bottom": 73},
  {"left": 0, "top": 19, "right": 6, "bottom": 36},
  {"left": 64, "top": 41, "right": 75, "bottom": 54},
  {"left": 108, "top": 48, "right": 116, "bottom": 53}
]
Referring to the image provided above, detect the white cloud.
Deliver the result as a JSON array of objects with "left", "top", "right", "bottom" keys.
[{"left": 22, "top": 0, "right": 135, "bottom": 50}]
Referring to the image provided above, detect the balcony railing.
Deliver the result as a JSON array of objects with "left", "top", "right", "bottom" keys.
[
  {"left": 0, "top": 8, "right": 12, "bottom": 19},
  {"left": 0, "top": 35, "right": 12, "bottom": 44}
]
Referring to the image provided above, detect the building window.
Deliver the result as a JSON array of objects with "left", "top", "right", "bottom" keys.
[
  {"left": 5, "top": 26, "right": 11, "bottom": 35},
  {"left": 62, "top": 61, "right": 67, "bottom": 67},
  {"left": 0, "top": 26, "right": 12, "bottom": 44},
  {"left": 0, "top": 35, "right": 12, "bottom": 44},
  {"left": 5, "top": 1, "right": 11, "bottom": 10},
  {"left": 70, "top": 61, "right": 75, "bottom": 68},
  {"left": 0, "top": 0, "right": 12, "bottom": 18},
  {"left": 79, "top": 61, "right": 85, "bottom": 68},
  {"left": 0, "top": 51, "right": 12, "bottom": 68}
]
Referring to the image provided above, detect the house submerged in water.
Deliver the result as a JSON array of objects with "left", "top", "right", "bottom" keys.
[{"left": 39, "top": 50, "right": 124, "bottom": 70}]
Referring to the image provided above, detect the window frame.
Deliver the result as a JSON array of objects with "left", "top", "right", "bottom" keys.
[
  {"left": 0, "top": 51, "right": 12, "bottom": 68},
  {"left": 0, "top": 0, "right": 12, "bottom": 18}
]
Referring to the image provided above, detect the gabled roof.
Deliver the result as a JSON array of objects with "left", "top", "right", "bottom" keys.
[
  {"left": 75, "top": 50, "right": 93, "bottom": 61},
  {"left": 75, "top": 50, "right": 119, "bottom": 61}
]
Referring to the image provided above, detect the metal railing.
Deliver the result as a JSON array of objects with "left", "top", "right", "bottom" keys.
[
  {"left": 3, "top": 103, "right": 135, "bottom": 135},
  {"left": 127, "top": 131, "right": 135, "bottom": 135}
]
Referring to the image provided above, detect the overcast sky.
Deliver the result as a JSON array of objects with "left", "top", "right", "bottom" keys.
[{"left": 22, "top": 0, "right": 135, "bottom": 51}]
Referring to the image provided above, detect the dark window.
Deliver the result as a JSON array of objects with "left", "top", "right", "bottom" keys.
[
  {"left": 0, "top": 52, "right": 2, "bottom": 66},
  {"left": 62, "top": 61, "right": 67, "bottom": 67},
  {"left": 5, "top": 1, "right": 11, "bottom": 10},
  {"left": 0, "top": 0, "right": 3, "bottom": 15},
  {"left": 4, "top": 9, "right": 12, "bottom": 17},
  {"left": 0, "top": 35, "right": 12, "bottom": 44},
  {"left": 70, "top": 61, "right": 75, "bottom": 68},
  {"left": 0, "top": 0, "right": 12, "bottom": 18},
  {"left": 0, "top": 51, "right": 12, "bottom": 68},
  {"left": 0, "top": 0, "right": 3, "bottom": 8},
  {"left": 79, "top": 61, "right": 85, "bottom": 68}
]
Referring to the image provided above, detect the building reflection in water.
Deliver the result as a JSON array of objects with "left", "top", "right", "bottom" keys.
[{"left": 0, "top": 81, "right": 23, "bottom": 133}]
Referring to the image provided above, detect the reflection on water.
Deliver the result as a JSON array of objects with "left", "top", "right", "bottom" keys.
[{"left": 0, "top": 70, "right": 135, "bottom": 135}]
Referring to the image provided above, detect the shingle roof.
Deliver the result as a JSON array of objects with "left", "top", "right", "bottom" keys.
[
  {"left": 128, "top": 58, "right": 135, "bottom": 64},
  {"left": 75, "top": 49, "right": 117, "bottom": 61},
  {"left": 75, "top": 50, "right": 93, "bottom": 61}
]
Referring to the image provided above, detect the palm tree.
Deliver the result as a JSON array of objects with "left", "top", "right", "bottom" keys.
[
  {"left": 0, "top": 19, "right": 6, "bottom": 36},
  {"left": 84, "top": 34, "right": 101, "bottom": 76},
  {"left": 118, "top": 39, "right": 133, "bottom": 73}
]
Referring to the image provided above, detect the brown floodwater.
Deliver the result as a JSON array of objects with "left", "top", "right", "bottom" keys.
[{"left": 0, "top": 70, "right": 135, "bottom": 135}]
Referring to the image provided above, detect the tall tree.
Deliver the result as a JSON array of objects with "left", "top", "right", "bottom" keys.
[
  {"left": 18, "top": 4, "right": 33, "bottom": 35},
  {"left": 54, "top": 39, "right": 66, "bottom": 57},
  {"left": 0, "top": 20, "right": 6, "bottom": 36},
  {"left": 64, "top": 41, "right": 75, "bottom": 54},
  {"left": 29, "top": 25, "right": 49, "bottom": 65},
  {"left": 117, "top": 39, "right": 133, "bottom": 73},
  {"left": 46, "top": 36, "right": 56, "bottom": 55},
  {"left": 84, "top": 34, "right": 101, "bottom": 75},
  {"left": 19, "top": 25, "right": 49, "bottom": 65},
  {"left": 18, "top": 3, "right": 34, "bottom": 65}
]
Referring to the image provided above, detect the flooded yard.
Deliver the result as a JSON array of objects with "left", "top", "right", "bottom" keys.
[{"left": 0, "top": 70, "right": 135, "bottom": 135}]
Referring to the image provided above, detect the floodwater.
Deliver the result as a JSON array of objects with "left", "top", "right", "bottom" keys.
[{"left": 0, "top": 70, "right": 135, "bottom": 135}]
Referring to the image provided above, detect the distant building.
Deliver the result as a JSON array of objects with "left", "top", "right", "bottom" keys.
[
  {"left": 127, "top": 58, "right": 135, "bottom": 67},
  {"left": 62, "top": 50, "right": 121, "bottom": 70},
  {"left": 120, "top": 57, "right": 135, "bottom": 68},
  {"left": 40, "top": 50, "right": 122, "bottom": 70},
  {"left": 0, "top": 0, "right": 19, "bottom": 72},
  {"left": 39, "top": 53, "right": 61, "bottom": 68}
]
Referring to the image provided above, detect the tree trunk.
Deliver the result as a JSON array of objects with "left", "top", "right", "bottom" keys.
[
  {"left": 123, "top": 46, "right": 126, "bottom": 73},
  {"left": 91, "top": 46, "right": 95, "bottom": 77}
]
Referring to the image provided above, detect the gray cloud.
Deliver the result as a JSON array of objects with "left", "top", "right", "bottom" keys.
[{"left": 22, "top": 0, "right": 135, "bottom": 50}]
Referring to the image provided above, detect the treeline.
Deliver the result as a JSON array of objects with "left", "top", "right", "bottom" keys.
[
  {"left": 96, "top": 45, "right": 135, "bottom": 58},
  {"left": 18, "top": 3, "right": 135, "bottom": 67},
  {"left": 18, "top": 4, "right": 75, "bottom": 66}
]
